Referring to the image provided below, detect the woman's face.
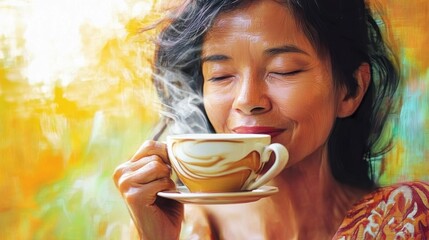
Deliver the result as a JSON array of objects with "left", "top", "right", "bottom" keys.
[{"left": 202, "top": 0, "right": 345, "bottom": 166}]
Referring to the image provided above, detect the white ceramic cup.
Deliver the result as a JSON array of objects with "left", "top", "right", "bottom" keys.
[{"left": 167, "top": 133, "right": 289, "bottom": 193}]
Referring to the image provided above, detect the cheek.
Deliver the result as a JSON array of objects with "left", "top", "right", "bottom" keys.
[
  {"left": 272, "top": 83, "right": 337, "bottom": 156},
  {"left": 203, "top": 92, "right": 232, "bottom": 132},
  {"left": 273, "top": 82, "right": 336, "bottom": 116}
]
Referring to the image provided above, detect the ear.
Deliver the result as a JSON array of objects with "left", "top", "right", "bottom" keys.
[{"left": 337, "top": 63, "right": 371, "bottom": 118}]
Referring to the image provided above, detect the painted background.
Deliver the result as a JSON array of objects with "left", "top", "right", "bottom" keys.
[{"left": 0, "top": 0, "right": 428, "bottom": 239}]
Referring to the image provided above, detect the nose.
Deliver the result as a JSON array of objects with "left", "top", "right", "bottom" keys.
[{"left": 232, "top": 73, "right": 271, "bottom": 115}]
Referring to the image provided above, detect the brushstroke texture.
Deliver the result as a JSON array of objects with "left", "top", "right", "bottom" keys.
[{"left": 0, "top": 0, "right": 427, "bottom": 239}]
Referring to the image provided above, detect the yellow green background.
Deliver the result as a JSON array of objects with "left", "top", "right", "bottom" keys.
[{"left": 1, "top": 0, "right": 428, "bottom": 239}]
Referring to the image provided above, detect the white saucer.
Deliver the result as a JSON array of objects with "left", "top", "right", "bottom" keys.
[{"left": 157, "top": 186, "right": 278, "bottom": 204}]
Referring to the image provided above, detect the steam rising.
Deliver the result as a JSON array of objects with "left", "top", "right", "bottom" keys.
[{"left": 153, "top": 68, "right": 212, "bottom": 136}]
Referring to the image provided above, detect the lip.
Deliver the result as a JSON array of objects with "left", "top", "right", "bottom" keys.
[{"left": 232, "top": 126, "right": 285, "bottom": 138}]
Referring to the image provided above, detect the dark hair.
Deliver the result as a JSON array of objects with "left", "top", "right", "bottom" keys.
[{"left": 152, "top": 0, "right": 400, "bottom": 189}]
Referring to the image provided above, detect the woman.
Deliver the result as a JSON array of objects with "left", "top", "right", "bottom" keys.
[{"left": 114, "top": 0, "right": 429, "bottom": 239}]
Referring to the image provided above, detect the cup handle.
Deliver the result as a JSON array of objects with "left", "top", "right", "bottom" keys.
[{"left": 244, "top": 143, "right": 289, "bottom": 190}]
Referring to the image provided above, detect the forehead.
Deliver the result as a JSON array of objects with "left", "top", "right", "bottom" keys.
[{"left": 203, "top": 0, "right": 312, "bottom": 52}]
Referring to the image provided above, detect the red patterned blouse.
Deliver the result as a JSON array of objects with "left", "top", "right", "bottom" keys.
[{"left": 333, "top": 181, "right": 429, "bottom": 239}]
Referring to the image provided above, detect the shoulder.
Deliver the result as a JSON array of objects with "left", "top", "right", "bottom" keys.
[{"left": 334, "top": 181, "right": 429, "bottom": 239}]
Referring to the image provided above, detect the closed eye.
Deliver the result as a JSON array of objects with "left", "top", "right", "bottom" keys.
[
  {"left": 271, "top": 70, "right": 303, "bottom": 76},
  {"left": 208, "top": 75, "right": 234, "bottom": 82}
]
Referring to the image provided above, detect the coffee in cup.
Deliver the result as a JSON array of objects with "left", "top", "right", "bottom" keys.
[{"left": 167, "top": 133, "right": 288, "bottom": 193}]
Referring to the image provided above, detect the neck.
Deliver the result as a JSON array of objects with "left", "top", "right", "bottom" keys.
[
  {"left": 199, "top": 145, "right": 370, "bottom": 239},
  {"left": 262, "top": 145, "right": 369, "bottom": 239}
]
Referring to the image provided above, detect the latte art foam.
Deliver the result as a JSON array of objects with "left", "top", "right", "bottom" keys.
[
  {"left": 167, "top": 134, "right": 287, "bottom": 192},
  {"left": 171, "top": 139, "right": 263, "bottom": 179}
]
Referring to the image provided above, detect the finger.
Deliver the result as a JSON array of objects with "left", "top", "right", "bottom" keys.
[
  {"left": 124, "top": 177, "right": 177, "bottom": 206},
  {"left": 128, "top": 155, "right": 170, "bottom": 173},
  {"left": 130, "top": 140, "right": 169, "bottom": 163},
  {"left": 117, "top": 159, "right": 172, "bottom": 193},
  {"left": 113, "top": 161, "right": 129, "bottom": 188},
  {"left": 113, "top": 155, "right": 168, "bottom": 188}
]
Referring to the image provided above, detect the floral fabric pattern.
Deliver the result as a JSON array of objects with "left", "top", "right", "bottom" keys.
[{"left": 334, "top": 181, "right": 429, "bottom": 239}]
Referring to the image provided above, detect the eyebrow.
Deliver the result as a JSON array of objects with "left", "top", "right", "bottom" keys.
[
  {"left": 201, "top": 54, "right": 231, "bottom": 63},
  {"left": 265, "top": 45, "right": 309, "bottom": 56},
  {"left": 201, "top": 44, "right": 308, "bottom": 63}
]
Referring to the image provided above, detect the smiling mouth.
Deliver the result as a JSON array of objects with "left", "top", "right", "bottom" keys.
[{"left": 232, "top": 126, "right": 285, "bottom": 138}]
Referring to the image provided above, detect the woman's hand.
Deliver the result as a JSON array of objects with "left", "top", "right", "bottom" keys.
[{"left": 113, "top": 140, "right": 183, "bottom": 240}]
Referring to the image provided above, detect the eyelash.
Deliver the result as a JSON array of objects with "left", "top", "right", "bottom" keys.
[
  {"left": 208, "top": 75, "right": 234, "bottom": 82},
  {"left": 208, "top": 70, "right": 302, "bottom": 82},
  {"left": 271, "top": 70, "right": 303, "bottom": 76}
]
